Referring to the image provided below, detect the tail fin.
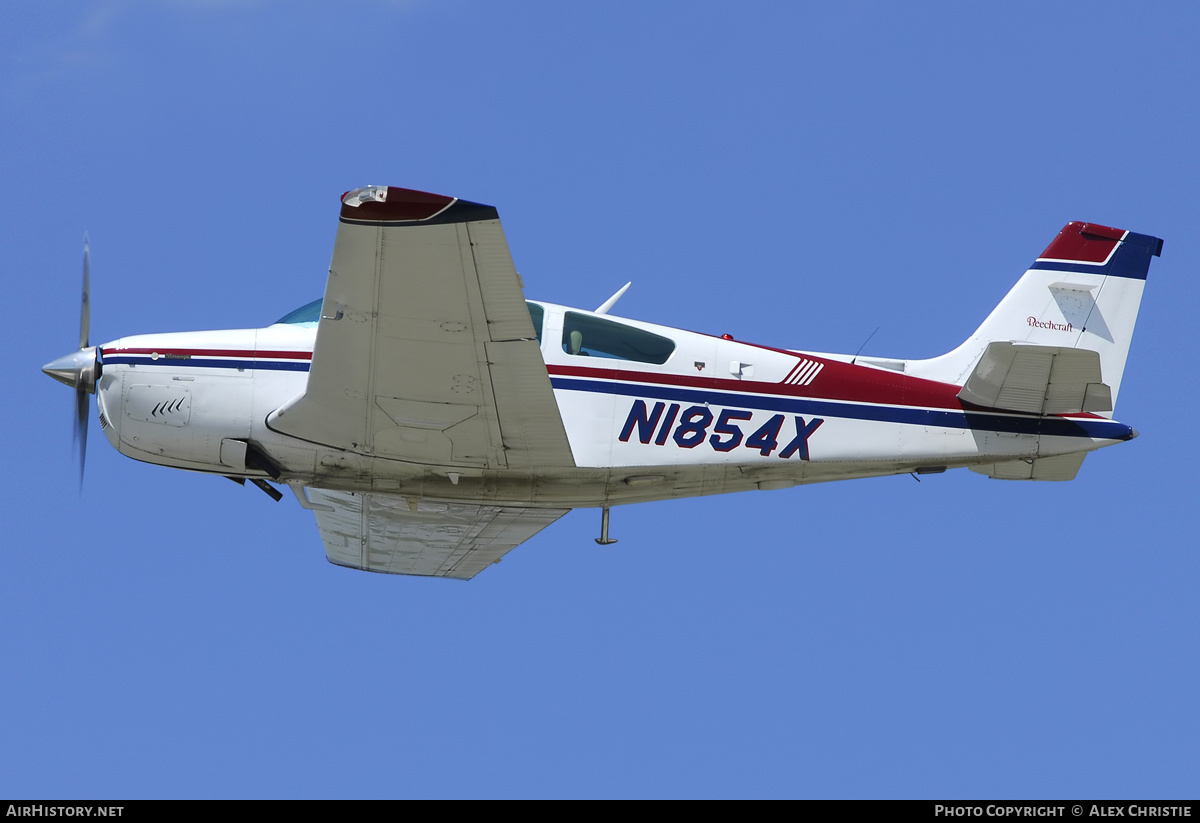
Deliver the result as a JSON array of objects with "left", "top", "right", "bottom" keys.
[{"left": 907, "top": 222, "right": 1162, "bottom": 416}]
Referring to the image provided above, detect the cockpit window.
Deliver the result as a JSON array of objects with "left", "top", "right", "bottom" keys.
[
  {"left": 561, "top": 312, "right": 675, "bottom": 364},
  {"left": 527, "top": 301, "right": 544, "bottom": 343},
  {"left": 275, "top": 299, "right": 322, "bottom": 326}
]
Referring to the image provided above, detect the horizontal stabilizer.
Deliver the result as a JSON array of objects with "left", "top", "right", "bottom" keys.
[
  {"left": 969, "top": 451, "right": 1087, "bottom": 481},
  {"left": 958, "top": 342, "right": 1112, "bottom": 415}
]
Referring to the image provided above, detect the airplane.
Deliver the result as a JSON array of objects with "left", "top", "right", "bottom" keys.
[{"left": 42, "top": 185, "right": 1162, "bottom": 578}]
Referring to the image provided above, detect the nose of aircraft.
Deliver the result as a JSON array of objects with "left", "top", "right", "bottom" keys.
[
  {"left": 43, "top": 345, "right": 101, "bottom": 486},
  {"left": 43, "top": 347, "right": 99, "bottom": 393}
]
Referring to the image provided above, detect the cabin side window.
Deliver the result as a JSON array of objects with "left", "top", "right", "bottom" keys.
[{"left": 561, "top": 312, "right": 675, "bottom": 364}]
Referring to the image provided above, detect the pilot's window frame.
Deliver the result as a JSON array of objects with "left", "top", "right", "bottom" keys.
[
  {"left": 527, "top": 301, "right": 545, "bottom": 344},
  {"left": 561, "top": 312, "right": 676, "bottom": 365}
]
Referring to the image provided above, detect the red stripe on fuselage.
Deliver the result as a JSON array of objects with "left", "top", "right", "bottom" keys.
[
  {"left": 548, "top": 362, "right": 1109, "bottom": 420},
  {"left": 548, "top": 360, "right": 965, "bottom": 410}
]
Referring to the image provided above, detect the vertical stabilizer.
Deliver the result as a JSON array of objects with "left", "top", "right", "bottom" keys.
[{"left": 907, "top": 222, "right": 1161, "bottom": 415}]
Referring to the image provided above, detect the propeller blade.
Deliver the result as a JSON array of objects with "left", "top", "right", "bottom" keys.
[
  {"left": 80, "top": 234, "right": 90, "bottom": 351},
  {"left": 75, "top": 385, "right": 88, "bottom": 487}
]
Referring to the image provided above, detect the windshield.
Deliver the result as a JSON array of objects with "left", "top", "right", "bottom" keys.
[{"left": 275, "top": 298, "right": 322, "bottom": 327}]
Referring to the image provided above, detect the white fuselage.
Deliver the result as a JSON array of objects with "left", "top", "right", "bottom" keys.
[{"left": 95, "top": 300, "right": 1132, "bottom": 508}]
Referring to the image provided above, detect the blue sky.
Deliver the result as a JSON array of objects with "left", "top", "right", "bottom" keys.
[{"left": 3, "top": 1, "right": 1198, "bottom": 799}]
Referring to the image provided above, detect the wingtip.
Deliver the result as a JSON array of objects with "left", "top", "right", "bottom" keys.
[{"left": 338, "top": 185, "right": 498, "bottom": 225}]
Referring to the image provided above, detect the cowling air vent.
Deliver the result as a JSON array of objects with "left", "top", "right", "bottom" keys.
[{"left": 124, "top": 384, "right": 192, "bottom": 427}]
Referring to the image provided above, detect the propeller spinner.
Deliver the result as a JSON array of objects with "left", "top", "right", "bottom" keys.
[{"left": 42, "top": 236, "right": 100, "bottom": 486}]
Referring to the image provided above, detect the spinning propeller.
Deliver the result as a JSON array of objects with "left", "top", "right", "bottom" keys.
[{"left": 42, "top": 236, "right": 101, "bottom": 487}]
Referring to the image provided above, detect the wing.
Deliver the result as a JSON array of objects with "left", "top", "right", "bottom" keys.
[
  {"left": 306, "top": 488, "right": 569, "bottom": 579},
  {"left": 268, "top": 185, "right": 575, "bottom": 469}
]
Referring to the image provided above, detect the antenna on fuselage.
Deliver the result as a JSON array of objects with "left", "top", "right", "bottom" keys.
[
  {"left": 595, "top": 282, "right": 632, "bottom": 315},
  {"left": 850, "top": 326, "right": 881, "bottom": 365}
]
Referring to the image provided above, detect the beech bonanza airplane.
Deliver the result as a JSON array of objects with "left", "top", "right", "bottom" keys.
[{"left": 43, "top": 186, "right": 1162, "bottom": 578}]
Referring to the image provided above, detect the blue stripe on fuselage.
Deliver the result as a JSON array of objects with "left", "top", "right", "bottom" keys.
[
  {"left": 550, "top": 377, "right": 1132, "bottom": 440},
  {"left": 103, "top": 356, "right": 311, "bottom": 372}
]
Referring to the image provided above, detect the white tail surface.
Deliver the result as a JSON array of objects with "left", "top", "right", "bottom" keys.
[{"left": 907, "top": 222, "right": 1162, "bottom": 416}]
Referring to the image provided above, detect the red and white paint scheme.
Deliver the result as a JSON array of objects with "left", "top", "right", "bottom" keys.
[{"left": 43, "top": 187, "right": 1163, "bottom": 578}]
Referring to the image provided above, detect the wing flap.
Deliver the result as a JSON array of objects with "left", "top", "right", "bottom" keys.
[
  {"left": 486, "top": 339, "right": 581, "bottom": 470},
  {"left": 309, "top": 488, "right": 569, "bottom": 579}
]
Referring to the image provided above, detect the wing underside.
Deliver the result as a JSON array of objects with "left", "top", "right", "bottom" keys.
[
  {"left": 308, "top": 488, "right": 569, "bottom": 579},
  {"left": 268, "top": 186, "right": 574, "bottom": 470}
]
